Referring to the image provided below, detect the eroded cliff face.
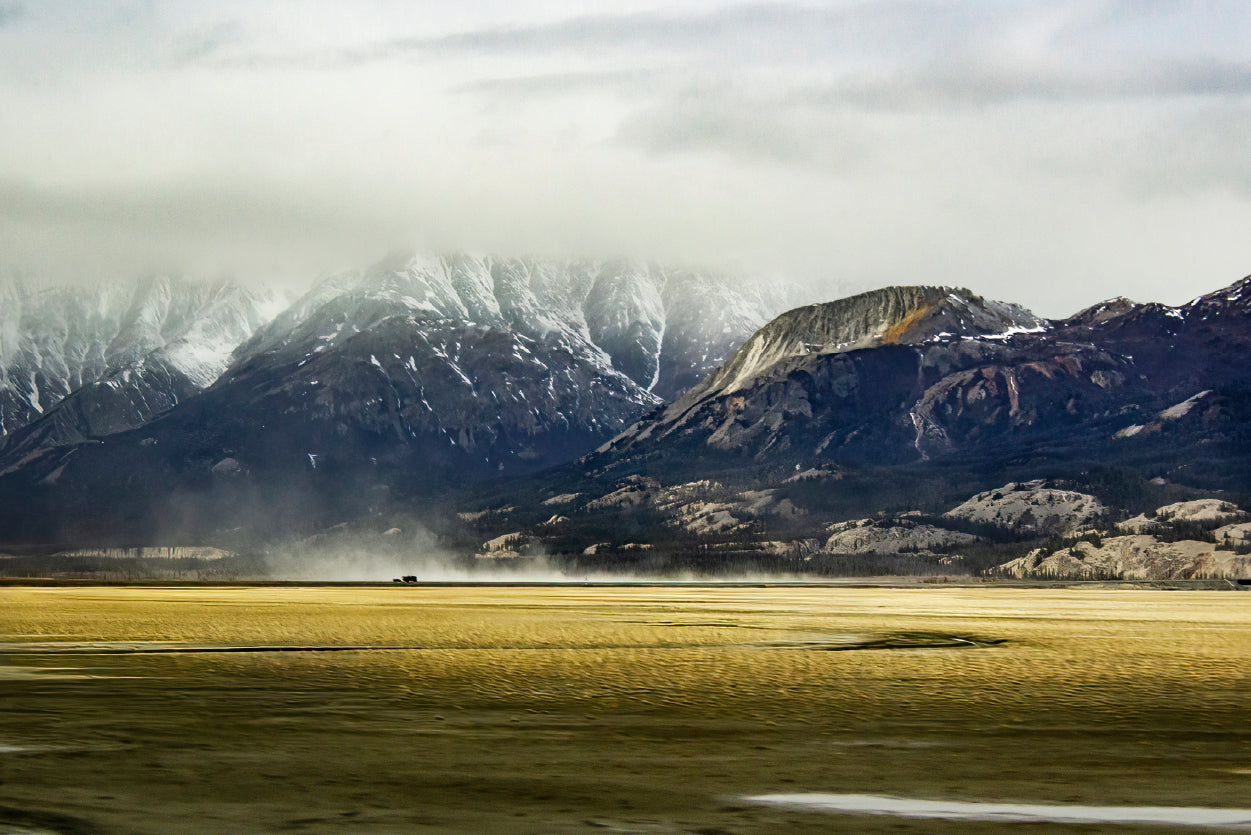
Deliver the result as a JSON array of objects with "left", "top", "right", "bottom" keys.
[{"left": 998, "top": 523, "right": 1251, "bottom": 581}]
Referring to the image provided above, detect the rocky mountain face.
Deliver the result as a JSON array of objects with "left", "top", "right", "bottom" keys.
[
  {"left": 996, "top": 499, "right": 1251, "bottom": 580},
  {"left": 598, "top": 278, "right": 1251, "bottom": 470},
  {"left": 0, "top": 276, "right": 283, "bottom": 466},
  {"left": 3, "top": 264, "right": 1250, "bottom": 565},
  {"left": 426, "top": 274, "right": 1251, "bottom": 580},
  {"left": 453, "top": 463, "right": 1251, "bottom": 580},
  {"left": 682, "top": 285, "right": 1043, "bottom": 401},
  {"left": 0, "top": 254, "right": 788, "bottom": 541},
  {"left": 605, "top": 285, "right": 1051, "bottom": 462}
]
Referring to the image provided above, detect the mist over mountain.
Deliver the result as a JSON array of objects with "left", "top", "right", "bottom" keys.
[
  {"left": 0, "top": 253, "right": 791, "bottom": 541},
  {"left": 0, "top": 276, "right": 284, "bottom": 470}
]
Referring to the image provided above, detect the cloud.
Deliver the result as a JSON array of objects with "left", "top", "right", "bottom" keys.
[
  {"left": 0, "top": 177, "right": 405, "bottom": 288},
  {"left": 805, "top": 57, "right": 1251, "bottom": 111},
  {"left": 1107, "top": 102, "right": 1251, "bottom": 198},
  {"left": 165, "top": 19, "right": 246, "bottom": 66},
  {"left": 209, "top": 2, "right": 985, "bottom": 72},
  {"left": 453, "top": 67, "right": 659, "bottom": 98},
  {"left": 0, "top": 2, "right": 24, "bottom": 27},
  {"left": 0, "top": 1, "right": 1248, "bottom": 317},
  {"left": 615, "top": 83, "right": 875, "bottom": 170}
]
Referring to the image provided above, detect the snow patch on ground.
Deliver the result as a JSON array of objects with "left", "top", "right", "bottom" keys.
[
  {"left": 743, "top": 794, "right": 1251, "bottom": 827},
  {"left": 1158, "top": 390, "right": 1213, "bottom": 420}
]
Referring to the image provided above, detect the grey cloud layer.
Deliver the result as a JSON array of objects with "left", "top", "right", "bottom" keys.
[
  {"left": 0, "top": 3, "right": 24, "bottom": 26},
  {"left": 0, "top": 1, "right": 1248, "bottom": 315}
]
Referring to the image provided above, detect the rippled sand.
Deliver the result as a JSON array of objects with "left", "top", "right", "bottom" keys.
[{"left": 0, "top": 585, "right": 1248, "bottom": 833}]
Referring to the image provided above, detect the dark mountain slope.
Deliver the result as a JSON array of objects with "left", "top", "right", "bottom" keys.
[
  {"left": 0, "top": 254, "right": 788, "bottom": 542},
  {"left": 595, "top": 275, "right": 1251, "bottom": 481}
]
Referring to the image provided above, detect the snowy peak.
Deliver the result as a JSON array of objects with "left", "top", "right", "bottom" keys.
[
  {"left": 1064, "top": 296, "right": 1139, "bottom": 327},
  {"left": 229, "top": 253, "right": 789, "bottom": 399},
  {"left": 0, "top": 276, "right": 280, "bottom": 438},
  {"left": 1065, "top": 275, "right": 1251, "bottom": 334},
  {"left": 583, "top": 260, "right": 666, "bottom": 390},
  {"left": 1183, "top": 274, "right": 1251, "bottom": 317}
]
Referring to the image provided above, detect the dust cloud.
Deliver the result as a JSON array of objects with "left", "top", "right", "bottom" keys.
[
  {"left": 259, "top": 526, "right": 638, "bottom": 583},
  {"left": 256, "top": 526, "right": 821, "bottom": 584}
]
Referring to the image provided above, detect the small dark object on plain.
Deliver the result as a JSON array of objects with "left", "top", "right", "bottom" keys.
[{"left": 401, "top": 575, "right": 418, "bottom": 583}]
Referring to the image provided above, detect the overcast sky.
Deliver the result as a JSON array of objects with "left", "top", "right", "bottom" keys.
[{"left": 0, "top": 1, "right": 1248, "bottom": 316}]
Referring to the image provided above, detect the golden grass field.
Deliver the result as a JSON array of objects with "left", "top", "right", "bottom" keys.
[{"left": 1, "top": 584, "right": 1249, "bottom": 833}]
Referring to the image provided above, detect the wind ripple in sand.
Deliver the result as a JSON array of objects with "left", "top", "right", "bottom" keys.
[{"left": 744, "top": 794, "right": 1251, "bottom": 828}]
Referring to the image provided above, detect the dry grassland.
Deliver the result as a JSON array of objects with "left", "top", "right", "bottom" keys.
[{"left": 0, "top": 585, "right": 1248, "bottom": 833}]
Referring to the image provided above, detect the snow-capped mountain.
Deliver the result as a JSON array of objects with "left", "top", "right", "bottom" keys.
[
  {"left": 9, "top": 261, "right": 1247, "bottom": 549},
  {"left": 231, "top": 253, "right": 783, "bottom": 398},
  {"left": 0, "top": 254, "right": 791, "bottom": 540},
  {"left": 179, "top": 253, "right": 788, "bottom": 475},
  {"left": 0, "top": 276, "right": 283, "bottom": 463}
]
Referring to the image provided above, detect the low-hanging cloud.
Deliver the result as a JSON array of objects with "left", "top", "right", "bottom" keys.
[{"left": 0, "top": 1, "right": 1248, "bottom": 317}]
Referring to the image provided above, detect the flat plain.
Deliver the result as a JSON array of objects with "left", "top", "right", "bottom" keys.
[{"left": 0, "top": 584, "right": 1248, "bottom": 833}]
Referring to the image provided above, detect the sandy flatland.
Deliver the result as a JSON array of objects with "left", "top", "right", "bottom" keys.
[{"left": 0, "top": 585, "right": 1249, "bottom": 833}]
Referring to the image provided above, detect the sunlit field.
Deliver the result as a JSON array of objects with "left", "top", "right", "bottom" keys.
[{"left": 1, "top": 585, "right": 1249, "bottom": 833}]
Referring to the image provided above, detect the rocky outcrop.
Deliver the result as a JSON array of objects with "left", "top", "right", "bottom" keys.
[
  {"left": 672, "top": 502, "right": 749, "bottom": 534},
  {"left": 822, "top": 517, "right": 980, "bottom": 555},
  {"left": 944, "top": 481, "right": 1105, "bottom": 535},
  {"left": 996, "top": 533, "right": 1251, "bottom": 580},
  {"left": 996, "top": 496, "right": 1251, "bottom": 579},
  {"left": 1114, "top": 390, "right": 1217, "bottom": 440},
  {"left": 1119, "top": 499, "right": 1244, "bottom": 533}
]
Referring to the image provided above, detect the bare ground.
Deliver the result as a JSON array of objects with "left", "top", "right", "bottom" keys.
[{"left": 0, "top": 585, "right": 1248, "bottom": 833}]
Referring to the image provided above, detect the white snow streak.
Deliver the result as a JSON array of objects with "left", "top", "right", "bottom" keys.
[{"left": 744, "top": 794, "right": 1251, "bottom": 828}]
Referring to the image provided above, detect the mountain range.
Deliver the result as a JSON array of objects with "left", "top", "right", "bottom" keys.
[
  {"left": 0, "top": 254, "right": 789, "bottom": 541},
  {"left": 1, "top": 259, "right": 1249, "bottom": 581},
  {"left": 0, "top": 275, "right": 284, "bottom": 444},
  {"left": 596, "top": 277, "right": 1251, "bottom": 471}
]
